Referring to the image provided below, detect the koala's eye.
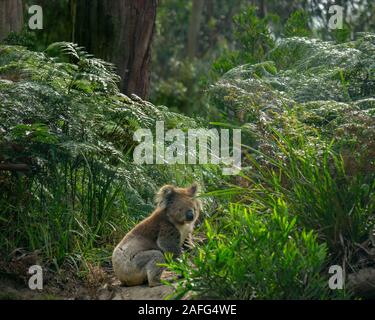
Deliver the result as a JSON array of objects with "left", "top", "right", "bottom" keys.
[{"left": 185, "top": 209, "right": 194, "bottom": 221}]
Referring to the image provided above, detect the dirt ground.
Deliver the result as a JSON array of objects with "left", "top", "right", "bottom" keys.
[
  {"left": 0, "top": 248, "right": 178, "bottom": 300},
  {"left": 0, "top": 270, "right": 176, "bottom": 300}
]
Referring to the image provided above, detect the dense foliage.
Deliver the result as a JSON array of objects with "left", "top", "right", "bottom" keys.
[
  {"left": 1, "top": 0, "right": 375, "bottom": 301},
  {"left": 166, "top": 34, "right": 375, "bottom": 300},
  {"left": 168, "top": 201, "right": 333, "bottom": 299},
  {"left": 0, "top": 43, "right": 214, "bottom": 271}
]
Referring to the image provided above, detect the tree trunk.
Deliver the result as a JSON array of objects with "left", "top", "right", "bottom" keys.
[
  {"left": 187, "top": 0, "right": 204, "bottom": 59},
  {"left": 258, "top": 0, "right": 267, "bottom": 18},
  {"left": 74, "top": 0, "right": 158, "bottom": 99},
  {"left": 0, "top": 0, "right": 23, "bottom": 41}
]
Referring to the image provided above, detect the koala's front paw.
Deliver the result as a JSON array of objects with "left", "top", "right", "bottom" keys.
[{"left": 183, "top": 237, "right": 196, "bottom": 251}]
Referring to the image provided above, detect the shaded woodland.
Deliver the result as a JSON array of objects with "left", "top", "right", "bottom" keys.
[{"left": 0, "top": 0, "right": 375, "bottom": 300}]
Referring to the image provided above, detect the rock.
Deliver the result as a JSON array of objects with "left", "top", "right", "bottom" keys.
[
  {"left": 108, "top": 271, "right": 176, "bottom": 300},
  {"left": 112, "top": 285, "right": 174, "bottom": 300}
]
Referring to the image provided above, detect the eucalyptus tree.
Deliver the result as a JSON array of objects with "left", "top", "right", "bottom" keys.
[
  {"left": 0, "top": 0, "right": 23, "bottom": 41},
  {"left": 74, "top": 0, "right": 158, "bottom": 98}
]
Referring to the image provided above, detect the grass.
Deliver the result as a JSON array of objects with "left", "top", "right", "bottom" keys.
[
  {"left": 166, "top": 200, "right": 345, "bottom": 299},
  {"left": 165, "top": 128, "right": 374, "bottom": 299},
  {"left": 1, "top": 36, "right": 374, "bottom": 299},
  {"left": 239, "top": 130, "right": 375, "bottom": 263}
]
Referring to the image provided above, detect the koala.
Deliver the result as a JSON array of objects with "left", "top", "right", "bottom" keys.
[{"left": 112, "top": 183, "right": 201, "bottom": 287}]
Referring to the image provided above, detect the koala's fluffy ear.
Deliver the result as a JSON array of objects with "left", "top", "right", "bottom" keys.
[
  {"left": 155, "top": 185, "right": 175, "bottom": 209},
  {"left": 187, "top": 182, "right": 199, "bottom": 197}
]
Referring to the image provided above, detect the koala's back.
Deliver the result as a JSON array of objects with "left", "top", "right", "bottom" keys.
[
  {"left": 115, "top": 209, "right": 163, "bottom": 253},
  {"left": 112, "top": 208, "right": 173, "bottom": 285}
]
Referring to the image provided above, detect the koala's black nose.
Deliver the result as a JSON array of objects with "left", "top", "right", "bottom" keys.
[{"left": 186, "top": 209, "right": 194, "bottom": 221}]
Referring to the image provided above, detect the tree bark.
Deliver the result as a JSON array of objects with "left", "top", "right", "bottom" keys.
[
  {"left": 258, "top": 0, "right": 267, "bottom": 18},
  {"left": 0, "top": 0, "right": 23, "bottom": 41},
  {"left": 187, "top": 0, "right": 204, "bottom": 59},
  {"left": 74, "top": 0, "right": 158, "bottom": 99}
]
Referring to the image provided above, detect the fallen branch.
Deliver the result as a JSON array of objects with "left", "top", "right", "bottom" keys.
[{"left": 0, "top": 163, "right": 30, "bottom": 172}]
